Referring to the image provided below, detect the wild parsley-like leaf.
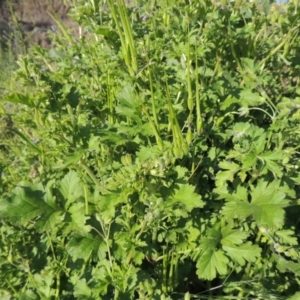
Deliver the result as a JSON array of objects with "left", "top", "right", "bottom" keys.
[
  {"left": 222, "top": 243, "right": 261, "bottom": 266},
  {"left": 64, "top": 202, "right": 91, "bottom": 234},
  {"left": 273, "top": 254, "right": 300, "bottom": 276},
  {"left": 275, "top": 230, "right": 298, "bottom": 245},
  {"left": 0, "top": 184, "right": 62, "bottom": 229},
  {"left": 96, "top": 192, "right": 125, "bottom": 222},
  {"left": 59, "top": 170, "right": 83, "bottom": 209},
  {"left": 196, "top": 250, "right": 229, "bottom": 280},
  {"left": 221, "top": 179, "right": 289, "bottom": 229},
  {"left": 73, "top": 279, "right": 92, "bottom": 299},
  {"left": 32, "top": 270, "right": 55, "bottom": 299},
  {"left": 166, "top": 184, "right": 203, "bottom": 212},
  {"left": 66, "top": 231, "right": 107, "bottom": 261}
]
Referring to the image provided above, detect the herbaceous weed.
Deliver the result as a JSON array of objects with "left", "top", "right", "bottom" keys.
[{"left": 0, "top": 0, "right": 300, "bottom": 299}]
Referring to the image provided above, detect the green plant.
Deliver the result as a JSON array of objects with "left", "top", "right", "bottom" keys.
[{"left": 1, "top": 0, "right": 300, "bottom": 299}]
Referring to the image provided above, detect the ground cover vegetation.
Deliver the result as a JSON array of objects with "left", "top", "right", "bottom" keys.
[{"left": 0, "top": 0, "right": 300, "bottom": 298}]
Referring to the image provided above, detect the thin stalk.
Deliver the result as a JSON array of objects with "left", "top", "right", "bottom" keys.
[
  {"left": 169, "top": 250, "right": 174, "bottom": 292},
  {"left": 79, "top": 159, "right": 102, "bottom": 189},
  {"left": 92, "top": 223, "right": 113, "bottom": 269},
  {"left": 107, "top": 0, "right": 137, "bottom": 75},
  {"left": 165, "top": 74, "right": 188, "bottom": 155},
  {"left": 7, "top": 0, "right": 27, "bottom": 54},
  {"left": 83, "top": 183, "right": 89, "bottom": 215},
  {"left": 186, "top": 24, "right": 194, "bottom": 113},
  {"left": 55, "top": 273, "right": 60, "bottom": 300},
  {"left": 117, "top": 0, "right": 137, "bottom": 72},
  {"left": 107, "top": 0, "right": 131, "bottom": 74},
  {"left": 247, "top": 107, "right": 275, "bottom": 121},
  {"left": 148, "top": 64, "right": 159, "bottom": 130},
  {"left": 126, "top": 217, "right": 149, "bottom": 265},
  {"left": 162, "top": 246, "right": 168, "bottom": 293},
  {"left": 195, "top": 46, "right": 202, "bottom": 134},
  {"left": 5, "top": 278, "right": 18, "bottom": 295},
  {"left": 107, "top": 73, "right": 114, "bottom": 125},
  {"left": 142, "top": 106, "right": 164, "bottom": 151},
  {"left": 48, "top": 12, "right": 73, "bottom": 44},
  {"left": 227, "top": 20, "right": 242, "bottom": 70},
  {"left": 46, "top": 231, "right": 57, "bottom": 261},
  {"left": 259, "top": 27, "right": 298, "bottom": 71}
]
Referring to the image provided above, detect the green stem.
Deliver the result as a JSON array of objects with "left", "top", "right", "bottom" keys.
[
  {"left": 148, "top": 64, "right": 159, "bottom": 130},
  {"left": 79, "top": 159, "right": 102, "bottom": 190},
  {"left": 195, "top": 46, "right": 202, "bottom": 134},
  {"left": 83, "top": 183, "right": 89, "bottom": 215},
  {"left": 142, "top": 106, "right": 164, "bottom": 151}
]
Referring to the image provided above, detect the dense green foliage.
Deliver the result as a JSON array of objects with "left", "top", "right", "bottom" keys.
[{"left": 1, "top": 0, "right": 300, "bottom": 298}]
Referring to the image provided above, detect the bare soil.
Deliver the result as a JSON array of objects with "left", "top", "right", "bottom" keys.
[
  {"left": 0, "top": 0, "right": 77, "bottom": 48},
  {"left": 0, "top": 0, "right": 136, "bottom": 49}
]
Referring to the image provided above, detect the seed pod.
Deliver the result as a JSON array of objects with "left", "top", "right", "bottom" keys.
[
  {"left": 184, "top": 292, "right": 191, "bottom": 300},
  {"left": 188, "top": 97, "right": 194, "bottom": 112},
  {"left": 121, "top": 155, "right": 127, "bottom": 165},
  {"left": 186, "top": 128, "right": 193, "bottom": 145},
  {"left": 125, "top": 154, "right": 132, "bottom": 165},
  {"left": 173, "top": 146, "right": 181, "bottom": 158},
  {"left": 197, "top": 118, "right": 202, "bottom": 134},
  {"left": 182, "top": 142, "right": 189, "bottom": 155}
]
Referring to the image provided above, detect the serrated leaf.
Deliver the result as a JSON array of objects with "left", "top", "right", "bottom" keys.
[
  {"left": 0, "top": 185, "right": 60, "bottom": 229},
  {"left": 59, "top": 170, "right": 83, "bottom": 208},
  {"left": 66, "top": 231, "right": 107, "bottom": 261},
  {"left": 215, "top": 170, "right": 235, "bottom": 183},
  {"left": 223, "top": 243, "right": 261, "bottom": 266},
  {"left": 19, "top": 290, "right": 39, "bottom": 300},
  {"left": 221, "top": 179, "right": 289, "bottom": 229},
  {"left": 273, "top": 254, "right": 300, "bottom": 276},
  {"left": 73, "top": 279, "right": 92, "bottom": 298},
  {"left": 97, "top": 192, "right": 124, "bottom": 222},
  {"left": 33, "top": 271, "right": 55, "bottom": 298},
  {"left": 201, "top": 227, "right": 222, "bottom": 252},
  {"left": 275, "top": 230, "right": 298, "bottom": 245},
  {"left": 239, "top": 90, "right": 265, "bottom": 106},
  {"left": 2, "top": 92, "right": 35, "bottom": 107},
  {"left": 36, "top": 210, "right": 65, "bottom": 232},
  {"left": 196, "top": 250, "right": 229, "bottom": 280},
  {"left": 166, "top": 184, "right": 203, "bottom": 212},
  {"left": 221, "top": 226, "right": 248, "bottom": 245},
  {"left": 65, "top": 202, "right": 91, "bottom": 233}
]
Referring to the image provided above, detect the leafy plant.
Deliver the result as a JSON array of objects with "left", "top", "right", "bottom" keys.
[{"left": 1, "top": 0, "right": 300, "bottom": 299}]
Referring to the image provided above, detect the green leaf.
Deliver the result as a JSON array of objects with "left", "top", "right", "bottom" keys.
[
  {"left": 32, "top": 271, "right": 55, "bottom": 298},
  {"left": 19, "top": 290, "right": 39, "bottom": 300},
  {"left": 36, "top": 210, "right": 65, "bottom": 232},
  {"left": 8, "top": 128, "right": 41, "bottom": 154},
  {"left": 166, "top": 184, "right": 204, "bottom": 212},
  {"left": 221, "top": 179, "right": 289, "bottom": 229},
  {"left": 97, "top": 192, "right": 124, "bottom": 222},
  {"left": 196, "top": 250, "right": 229, "bottom": 280},
  {"left": 223, "top": 243, "right": 261, "bottom": 266},
  {"left": 239, "top": 90, "right": 265, "bottom": 106},
  {"left": 221, "top": 226, "right": 248, "bottom": 245},
  {"left": 65, "top": 202, "right": 91, "bottom": 233},
  {"left": 2, "top": 92, "right": 35, "bottom": 107},
  {"left": 0, "top": 184, "right": 60, "bottom": 229},
  {"left": 275, "top": 230, "right": 298, "bottom": 245},
  {"left": 59, "top": 171, "right": 83, "bottom": 208},
  {"left": 273, "top": 254, "right": 300, "bottom": 276},
  {"left": 66, "top": 231, "right": 107, "bottom": 261},
  {"left": 52, "top": 151, "right": 84, "bottom": 169},
  {"left": 288, "top": 292, "right": 300, "bottom": 300},
  {"left": 73, "top": 279, "right": 92, "bottom": 299}
]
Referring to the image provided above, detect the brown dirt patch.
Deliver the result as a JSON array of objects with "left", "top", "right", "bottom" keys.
[{"left": 0, "top": 0, "right": 77, "bottom": 48}]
